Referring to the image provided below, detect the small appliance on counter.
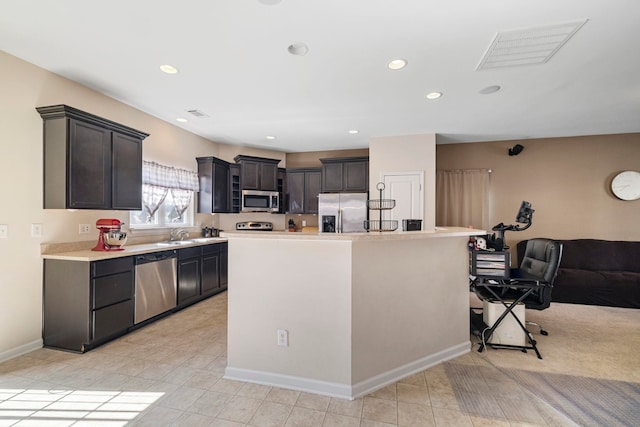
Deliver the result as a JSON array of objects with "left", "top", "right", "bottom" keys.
[
  {"left": 92, "top": 218, "right": 127, "bottom": 251},
  {"left": 236, "top": 221, "right": 273, "bottom": 231},
  {"left": 201, "top": 226, "right": 221, "bottom": 237},
  {"left": 402, "top": 219, "right": 422, "bottom": 231}
]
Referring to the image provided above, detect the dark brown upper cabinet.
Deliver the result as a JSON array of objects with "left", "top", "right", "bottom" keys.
[
  {"left": 234, "top": 155, "right": 280, "bottom": 191},
  {"left": 320, "top": 156, "right": 369, "bottom": 193},
  {"left": 197, "top": 156, "right": 231, "bottom": 213},
  {"left": 287, "top": 168, "right": 322, "bottom": 214},
  {"left": 37, "top": 105, "right": 148, "bottom": 210}
]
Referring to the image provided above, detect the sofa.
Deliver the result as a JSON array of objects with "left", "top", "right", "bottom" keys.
[{"left": 516, "top": 239, "right": 640, "bottom": 309}]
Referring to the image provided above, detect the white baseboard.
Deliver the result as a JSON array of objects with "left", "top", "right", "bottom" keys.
[
  {"left": 225, "top": 367, "right": 354, "bottom": 399},
  {"left": 225, "top": 340, "right": 471, "bottom": 400},
  {"left": 351, "top": 340, "right": 471, "bottom": 398},
  {"left": 0, "top": 339, "right": 43, "bottom": 363}
]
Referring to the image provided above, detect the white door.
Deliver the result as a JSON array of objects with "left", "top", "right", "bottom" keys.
[{"left": 381, "top": 172, "right": 424, "bottom": 229}]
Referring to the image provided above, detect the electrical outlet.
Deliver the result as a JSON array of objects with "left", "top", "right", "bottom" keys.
[
  {"left": 31, "top": 223, "right": 43, "bottom": 237},
  {"left": 79, "top": 224, "right": 91, "bottom": 234},
  {"left": 277, "top": 329, "right": 289, "bottom": 347},
  {"left": 302, "top": 220, "right": 307, "bottom": 227},
  {"left": 0, "top": 224, "right": 7, "bottom": 239}
]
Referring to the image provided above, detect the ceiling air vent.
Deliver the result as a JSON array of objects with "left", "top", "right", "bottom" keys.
[
  {"left": 186, "top": 109, "right": 210, "bottom": 118},
  {"left": 476, "top": 20, "right": 588, "bottom": 71}
]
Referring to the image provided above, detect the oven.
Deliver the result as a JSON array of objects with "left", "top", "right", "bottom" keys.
[{"left": 236, "top": 221, "right": 273, "bottom": 231}]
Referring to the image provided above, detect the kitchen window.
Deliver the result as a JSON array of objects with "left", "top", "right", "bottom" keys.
[{"left": 129, "top": 161, "right": 199, "bottom": 229}]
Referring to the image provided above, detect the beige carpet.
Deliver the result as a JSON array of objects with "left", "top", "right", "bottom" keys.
[
  {"left": 469, "top": 294, "right": 640, "bottom": 383},
  {"left": 464, "top": 294, "right": 640, "bottom": 426}
]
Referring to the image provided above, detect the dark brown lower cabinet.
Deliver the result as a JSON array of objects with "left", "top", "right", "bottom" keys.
[
  {"left": 43, "top": 257, "right": 134, "bottom": 353},
  {"left": 201, "top": 245, "right": 220, "bottom": 296},
  {"left": 43, "top": 242, "right": 229, "bottom": 353},
  {"left": 177, "top": 242, "right": 228, "bottom": 308},
  {"left": 178, "top": 247, "right": 201, "bottom": 306}
]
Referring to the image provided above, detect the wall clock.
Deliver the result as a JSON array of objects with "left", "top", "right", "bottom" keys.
[{"left": 611, "top": 171, "right": 640, "bottom": 201}]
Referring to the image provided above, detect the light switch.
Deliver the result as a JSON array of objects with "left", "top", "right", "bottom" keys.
[
  {"left": 31, "top": 223, "right": 43, "bottom": 237},
  {"left": 0, "top": 224, "right": 7, "bottom": 239}
]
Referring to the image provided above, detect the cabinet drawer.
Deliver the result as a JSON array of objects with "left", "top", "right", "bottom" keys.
[
  {"left": 92, "top": 271, "right": 133, "bottom": 309},
  {"left": 92, "top": 257, "right": 133, "bottom": 277},
  {"left": 202, "top": 243, "right": 221, "bottom": 255},
  {"left": 179, "top": 246, "right": 202, "bottom": 260},
  {"left": 92, "top": 300, "right": 133, "bottom": 342}
]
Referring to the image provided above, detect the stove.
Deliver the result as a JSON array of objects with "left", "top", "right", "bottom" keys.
[{"left": 236, "top": 221, "right": 273, "bottom": 231}]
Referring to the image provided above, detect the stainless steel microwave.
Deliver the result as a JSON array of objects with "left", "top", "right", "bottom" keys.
[{"left": 241, "top": 190, "right": 279, "bottom": 213}]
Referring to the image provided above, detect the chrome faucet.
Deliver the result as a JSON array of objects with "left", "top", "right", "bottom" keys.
[{"left": 170, "top": 228, "right": 189, "bottom": 241}]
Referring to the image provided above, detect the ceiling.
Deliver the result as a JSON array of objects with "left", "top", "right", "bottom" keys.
[{"left": 2, "top": 0, "right": 639, "bottom": 153}]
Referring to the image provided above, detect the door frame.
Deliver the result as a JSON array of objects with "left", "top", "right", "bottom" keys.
[{"left": 379, "top": 171, "right": 425, "bottom": 222}]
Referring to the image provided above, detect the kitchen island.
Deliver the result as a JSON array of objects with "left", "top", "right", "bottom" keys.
[{"left": 223, "top": 227, "right": 484, "bottom": 399}]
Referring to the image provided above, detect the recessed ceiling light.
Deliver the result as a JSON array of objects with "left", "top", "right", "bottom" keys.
[
  {"left": 426, "top": 92, "right": 443, "bottom": 100},
  {"left": 266, "top": 135, "right": 276, "bottom": 140},
  {"left": 159, "top": 64, "right": 178, "bottom": 74},
  {"left": 479, "top": 85, "right": 501, "bottom": 95},
  {"left": 387, "top": 59, "right": 408, "bottom": 70},
  {"left": 176, "top": 117, "right": 187, "bottom": 123},
  {"left": 348, "top": 130, "right": 359, "bottom": 134},
  {"left": 288, "top": 43, "right": 309, "bottom": 56}
]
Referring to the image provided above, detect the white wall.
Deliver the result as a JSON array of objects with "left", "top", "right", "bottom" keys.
[
  {"left": 351, "top": 237, "right": 470, "bottom": 384},
  {"left": 369, "top": 134, "right": 436, "bottom": 230},
  {"left": 0, "top": 50, "right": 283, "bottom": 360},
  {"left": 227, "top": 237, "right": 353, "bottom": 384}
]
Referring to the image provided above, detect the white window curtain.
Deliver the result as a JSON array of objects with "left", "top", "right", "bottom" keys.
[
  {"left": 142, "top": 185, "right": 168, "bottom": 222},
  {"left": 142, "top": 161, "right": 199, "bottom": 222},
  {"left": 436, "top": 168, "right": 491, "bottom": 230},
  {"left": 170, "top": 189, "right": 192, "bottom": 221}
]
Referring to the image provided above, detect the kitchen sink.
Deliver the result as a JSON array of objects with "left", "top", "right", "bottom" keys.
[{"left": 156, "top": 240, "right": 194, "bottom": 246}]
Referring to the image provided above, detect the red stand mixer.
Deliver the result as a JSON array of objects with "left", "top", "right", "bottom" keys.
[{"left": 92, "top": 219, "right": 128, "bottom": 251}]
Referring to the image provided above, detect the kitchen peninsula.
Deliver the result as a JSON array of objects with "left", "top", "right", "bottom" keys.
[{"left": 223, "top": 227, "right": 484, "bottom": 399}]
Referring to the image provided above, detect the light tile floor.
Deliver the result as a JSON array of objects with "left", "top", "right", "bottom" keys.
[{"left": 0, "top": 292, "right": 583, "bottom": 426}]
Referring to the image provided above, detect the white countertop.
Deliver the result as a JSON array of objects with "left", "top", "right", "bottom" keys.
[
  {"left": 222, "top": 226, "right": 485, "bottom": 241},
  {"left": 42, "top": 227, "right": 485, "bottom": 261},
  {"left": 42, "top": 237, "right": 228, "bottom": 262}
]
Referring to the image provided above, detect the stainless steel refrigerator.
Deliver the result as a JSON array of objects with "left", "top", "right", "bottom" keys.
[{"left": 318, "top": 193, "right": 368, "bottom": 233}]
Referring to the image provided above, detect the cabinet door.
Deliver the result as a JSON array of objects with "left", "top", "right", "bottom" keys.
[
  {"left": 197, "top": 157, "right": 231, "bottom": 213},
  {"left": 240, "top": 160, "right": 260, "bottom": 190},
  {"left": 201, "top": 252, "right": 220, "bottom": 295},
  {"left": 260, "top": 163, "right": 278, "bottom": 191},
  {"left": 112, "top": 132, "right": 143, "bottom": 210},
  {"left": 219, "top": 244, "right": 228, "bottom": 289},
  {"left": 305, "top": 170, "right": 322, "bottom": 214},
  {"left": 68, "top": 119, "right": 112, "bottom": 209},
  {"left": 213, "top": 161, "right": 230, "bottom": 212},
  {"left": 178, "top": 257, "right": 200, "bottom": 306},
  {"left": 287, "top": 171, "right": 305, "bottom": 214},
  {"left": 344, "top": 161, "right": 368, "bottom": 192},
  {"left": 322, "top": 162, "right": 344, "bottom": 193}
]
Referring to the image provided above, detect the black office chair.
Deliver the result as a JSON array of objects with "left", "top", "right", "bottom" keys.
[{"left": 471, "top": 238, "right": 563, "bottom": 359}]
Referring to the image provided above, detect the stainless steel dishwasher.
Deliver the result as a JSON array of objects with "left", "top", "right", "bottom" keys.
[{"left": 134, "top": 250, "right": 177, "bottom": 324}]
